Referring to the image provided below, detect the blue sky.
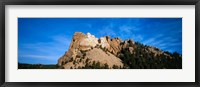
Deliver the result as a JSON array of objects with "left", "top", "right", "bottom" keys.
[{"left": 18, "top": 18, "right": 182, "bottom": 64}]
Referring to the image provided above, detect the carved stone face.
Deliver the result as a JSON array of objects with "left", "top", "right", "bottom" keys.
[{"left": 80, "top": 33, "right": 99, "bottom": 48}]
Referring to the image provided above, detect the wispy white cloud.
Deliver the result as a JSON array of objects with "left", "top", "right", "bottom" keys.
[
  {"left": 98, "top": 19, "right": 144, "bottom": 41},
  {"left": 52, "top": 35, "right": 71, "bottom": 46},
  {"left": 96, "top": 18, "right": 181, "bottom": 53},
  {"left": 119, "top": 26, "right": 132, "bottom": 34},
  {"left": 98, "top": 28, "right": 116, "bottom": 37},
  {"left": 142, "top": 34, "right": 163, "bottom": 45},
  {"left": 19, "top": 55, "right": 54, "bottom": 60},
  {"left": 143, "top": 38, "right": 156, "bottom": 45},
  {"left": 98, "top": 23, "right": 117, "bottom": 38},
  {"left": 133, "top": 35, "right": 143, "bottom": 41},
  {"left": 19, "top": 35, "right": 72, "bottom": 64},
  {"left": 142, "top": 33, "right": 181, "bottom": 53},
  {"left": 85, "top": 23, "right": 92, "bottom": 29}
]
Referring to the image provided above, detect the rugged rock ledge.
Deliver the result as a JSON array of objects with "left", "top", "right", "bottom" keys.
[{"left": 57, "top": 32, "right": 181, "bottom": 69}]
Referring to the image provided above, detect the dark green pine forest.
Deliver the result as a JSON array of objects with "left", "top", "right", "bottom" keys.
[{"left": 118, "top": 42, "right": 182, "bottom": 69}]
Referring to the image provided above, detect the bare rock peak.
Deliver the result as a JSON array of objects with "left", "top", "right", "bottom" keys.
[{"left": 57, "top": 32, "right": 181, "bottom": 69}]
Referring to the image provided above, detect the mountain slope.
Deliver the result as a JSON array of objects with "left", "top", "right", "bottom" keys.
[{"left": 57, "top": 32, "right": 182, "bottom": 69}]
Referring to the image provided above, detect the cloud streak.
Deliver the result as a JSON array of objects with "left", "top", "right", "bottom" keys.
[
  {"left": 18, "top": 18, "right": 182, "bottom": 64},
  {"left": 18, "top": 35, "right": 72, "bottom": 64}
]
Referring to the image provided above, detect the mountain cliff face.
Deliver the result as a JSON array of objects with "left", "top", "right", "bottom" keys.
[{"left": 58, "top": 32, "right": 182, "bottom": 69}]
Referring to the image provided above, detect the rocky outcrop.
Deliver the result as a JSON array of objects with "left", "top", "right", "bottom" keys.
[
  {"left": 79, "top": 33, "right": 99, "bottom": 50},
  {"left": 58, "top": 32, "right": 85, "bottom": 66},
  {"left": 99, "top": 37, "right": 110, "bottom": 48},
  {"left": 107, "top": 38, "right": 123, "bottom": 55},
  {"left": 99, "top": 36, "right": 124, "bottom": 55},
  {"left": 57, "top": 32, "right": 128, "bottom": 68},
  {"left": 57, "top": 32, "right": 181, "bottom": 69},
  {"left": 85, "top": 48, "right": 123, "bottom": 68},
  {"left": 57, "top": 32, "right": 145, "bottom": 69}
]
